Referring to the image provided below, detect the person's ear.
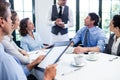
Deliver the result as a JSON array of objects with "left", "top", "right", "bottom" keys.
[
  {"left": 11, "top": 24, "right": 14, "bottom": 29},
  {"left": 0, "top": 17, "right": 5, "bottom": 28},
  {"left": 91, "top": 20, "right": 95, "bottom": 24},
  {"left": 115, "top": 27, "right": 119, "bottom": 31}
]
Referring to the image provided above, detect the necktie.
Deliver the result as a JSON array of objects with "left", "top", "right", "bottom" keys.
[
  {"left": 59, "top": 6, "right": 62, "bottom": 18},
  {"left": 84, "top": 29, "right": 89, "bottom": 47}
]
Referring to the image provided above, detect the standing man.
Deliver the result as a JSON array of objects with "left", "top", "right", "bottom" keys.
[
  {"left": 47, "top": 0, "right": 74, "bottom": 44},
  {"left": 71, "top": 13, "right": 107, "bottom": 53}
]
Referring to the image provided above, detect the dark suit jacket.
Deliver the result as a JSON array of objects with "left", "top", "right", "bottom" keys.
[{"left": 104, "top": 34, "right": 120, "bottom": 56}]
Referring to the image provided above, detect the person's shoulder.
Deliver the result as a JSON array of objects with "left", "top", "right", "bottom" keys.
[
  {"left": 52, "top": 4, "right": 56, "bottom": 6},
  {"left": 0, "top": 43, "right": 4, "bottom": 51},
  {"left": 33, "top": 32, "right": 39, "bottom": 36},
  {"left": 0, "top": 48, "right": 13, "bottom": 62},
  {"left": 65, "top": 5, "right": 69, "bottom": 7},
  {"left": 95, "top": 26, "right": 104, "bottom": 32},
  {"left": 52, "top": 4, "right": 57, "bottom": 8},
  {"left": 20, "top": 35, "right": 28, "bottom": 41},
  {"left": 2, "top": 35, "right": 10, "bottom": 41},
  {"left": 93, "top": 27, "right": 106, "bottom": 36},
  {"left": 76, "top": 27, "right": 86, "bottom": 33},
  {"left": 80, "top": 26, "right": 87, "bottom": 31},
  {"left": 1, "top": 36, "right": 11, "bottom": 46},
  {"left": 110, "top": 33, "right": 115, "bottom": 38},
  {"left": 65, "top": 5, "right": 69, "bottom": 9}
]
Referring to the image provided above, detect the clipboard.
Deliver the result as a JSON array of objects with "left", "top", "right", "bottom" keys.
[{"left": 37, "top": 41, "right": 71, "bottom": 69}]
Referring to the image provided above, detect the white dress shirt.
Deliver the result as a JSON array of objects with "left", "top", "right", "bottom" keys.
[
  {"left": 47, "top": 4, "right": 74, "bottom": 28},
  {"left": 47, "top": 4, "right": 74, "bottom": 44},
  {"left": 112, "top": 35, "right": 120, "bottom": 55}
]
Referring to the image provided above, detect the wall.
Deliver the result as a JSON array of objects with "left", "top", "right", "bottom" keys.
[{"left": 35, "top": 0, "right": 53, "bottom": 44}]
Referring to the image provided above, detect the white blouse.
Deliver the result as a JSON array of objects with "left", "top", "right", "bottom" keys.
[
  {"left": 1, "top": 35, "right": 30, "bottom": 64},
  {"left": 111, "top": 35, "right": 120, "bottom": 55}
]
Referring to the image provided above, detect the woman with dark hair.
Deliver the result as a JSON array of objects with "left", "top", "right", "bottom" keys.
[
  {"left": 2, "top": 10, "right": 56, "bottom": 80},
  {"left": 19, "top": 18, "right": 30, "bottom": 36},
  {"left": 104, "top": 15, "right": 120, "bottom": 56},
  {"left": 19, "top": 18, "right": 49, "bottom": 52}
]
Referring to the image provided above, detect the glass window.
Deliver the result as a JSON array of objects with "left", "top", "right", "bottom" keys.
[
  {"left": 102, "top": 0, "right": 120, "bottom": 38},
  {"left": 80, "top": 0, "right": 99, "bottom": 29},
  {"left": 23, "top": 0, "right": 32, "bottom": 11},
  {"left": 14, "top": 0, "right": 23, "bottom": 11},
  {"left": 13, "top": 0, "right": 33, "bottom": 41},
  {"left": 66, "top": 0, "right": 76, "bottom": 38},
  {"left": 67, "top": 0, "right": 99, "bottom": 38}
]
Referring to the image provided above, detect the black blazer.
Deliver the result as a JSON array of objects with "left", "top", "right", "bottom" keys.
[{"left": 104, "top": 34, "right": 120, "bottom": 56}]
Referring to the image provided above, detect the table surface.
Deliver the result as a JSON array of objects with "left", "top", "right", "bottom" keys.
[{"left": 55, "top": 53, "right": 120, "bottom": 80}]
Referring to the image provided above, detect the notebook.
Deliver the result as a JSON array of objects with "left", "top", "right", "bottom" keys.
[{"left": 37, "top": 41, "right": 71, "bottom": 69}]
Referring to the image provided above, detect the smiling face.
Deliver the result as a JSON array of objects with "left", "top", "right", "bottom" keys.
[{"left": 26, "top": 19, "right": 34, "bottom": 32}]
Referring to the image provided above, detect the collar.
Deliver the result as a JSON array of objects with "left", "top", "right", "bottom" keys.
[
  {"left": 113, "top": 35, "right": 120, "bottom": 42},
  {"left": 56, "top": 4, "right": 65, "bottom": 9},
  {"left": 86, "top": 26, "right": 97, "bottom": 32},
  {"left": 3, "top": 35, "right": 13, "bottom": 42}
]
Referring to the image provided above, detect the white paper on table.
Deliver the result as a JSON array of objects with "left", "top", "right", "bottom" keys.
[
  {"left": 29, "top": 49, "right": 49, "bottom": 63},
  {"left": 37, "top": 46, "right": 68, "bottom": 69}
]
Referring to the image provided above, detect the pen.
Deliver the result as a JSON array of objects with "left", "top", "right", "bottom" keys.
[
  {"left": 61, "top": 68, "right": 81, "bottom": 76},
  {"left": 35, "top": 51, "right": 39, "bottom": 54},
  {"left": 109, "top": 56, "right": 118, "bottom": 61}
]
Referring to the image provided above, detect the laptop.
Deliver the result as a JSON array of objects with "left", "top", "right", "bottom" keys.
[{"left": 37, "top": 41, "right": 71, "bottom": 69}]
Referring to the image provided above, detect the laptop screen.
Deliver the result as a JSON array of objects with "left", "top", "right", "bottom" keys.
[{"left": 37, "top": 41, "right": 71, "bottom": 69}]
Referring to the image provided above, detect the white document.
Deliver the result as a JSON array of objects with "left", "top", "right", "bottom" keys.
[
  {"left": 37, "top": 46, "right": 68, "bottom": 69},
  {"left": 28, "top": 49, "right": 49, "bottom": 63}
]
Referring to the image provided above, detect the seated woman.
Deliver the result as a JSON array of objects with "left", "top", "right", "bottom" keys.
[
  {"left": 19, "top": 18, "right": 50, "bottom": 52},
  {"left": 104, "top": 15, "right": 120, "bottom": 56},
  {"left": 2, "top": 10, "right": 30, "bottom": 64},
  {"left": 1, "top": 10, "right": 57, "bottom": 80}
]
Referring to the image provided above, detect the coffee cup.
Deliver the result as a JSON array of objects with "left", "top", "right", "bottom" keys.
[
  {"left": 74, "top": 54, "right": 84, "bottom": 65},
  {"left": 88, "top": 52, "right": 97, "bottom": 59}
]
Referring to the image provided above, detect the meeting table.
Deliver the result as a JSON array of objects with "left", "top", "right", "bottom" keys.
[{"left": 55, "top": 53, "right": 120, "bottom": 80}]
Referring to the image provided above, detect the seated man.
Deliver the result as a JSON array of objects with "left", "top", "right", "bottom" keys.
[
  {"left": 104, "top": 15, "right": 120, "bottom": 56},
  {"left": 71, "top": 13, "right": 107, "bottom": 53},
  {"left": 0, "top": 1, "right": 56, "bottom": 80}
]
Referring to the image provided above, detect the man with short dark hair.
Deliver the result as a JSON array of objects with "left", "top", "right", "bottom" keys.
[
  {"left": 0, "top": 1, "right": 27, "bottom": 80},
  {"left": 0, "top": 1, "right": 56, "bottom": 80},
  {"left": 71, "top": 13, "right": 107, "bottom": 53}
]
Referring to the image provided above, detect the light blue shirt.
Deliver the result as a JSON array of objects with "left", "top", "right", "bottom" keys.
[
  {"left": 20, "top": 32, "right": 44, "bottom": 52},
  {"left": 72, "top": 26, "right": 107, "bottom": 52},
  {"left": 13, "top": 57, "right": 30, "bottom": 76},
  {"left": 0, "top": 43, "right": 27, "bottom": 80}
]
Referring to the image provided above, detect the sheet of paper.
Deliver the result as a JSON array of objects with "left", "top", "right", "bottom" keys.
[
  {"left": 29, "top": 49, "right": 49, "bottom": 63},
  {"left": 37, "top": 46, "right": 68, "bottom": 69}
]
